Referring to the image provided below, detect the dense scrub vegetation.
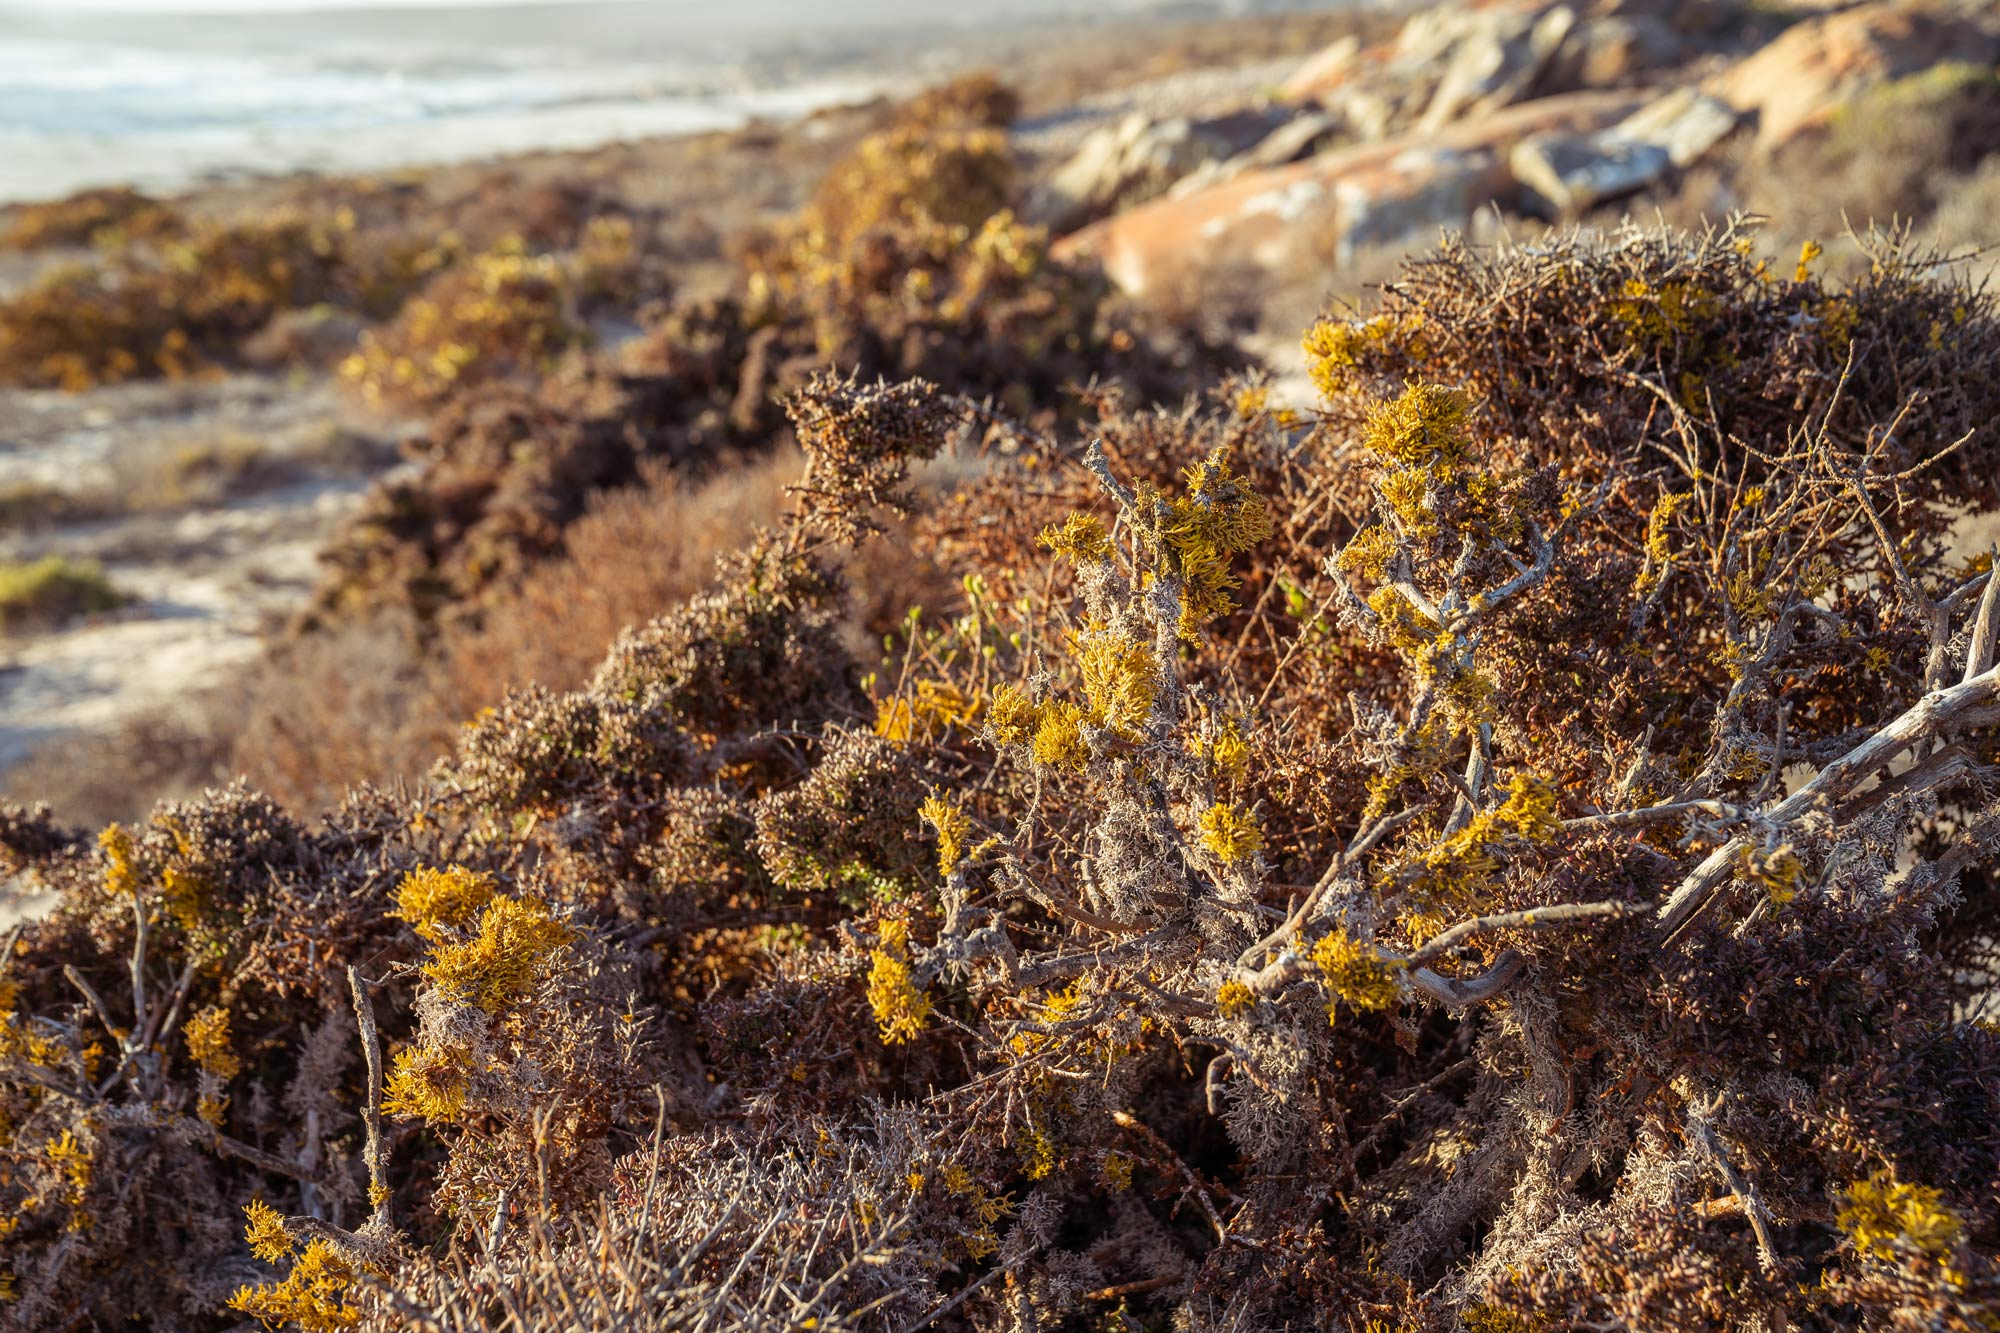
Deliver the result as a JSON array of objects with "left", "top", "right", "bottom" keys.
[
  {"left": 3, "top": 213, "right": 1998, "bottom": 1332},
  {"left": 0, "top": 174, "right": 660, "bottom": 393}
]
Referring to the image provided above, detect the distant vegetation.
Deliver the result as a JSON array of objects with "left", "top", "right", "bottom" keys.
[{"left": 0, "top": 555, "right": 124, "bottom": 633}]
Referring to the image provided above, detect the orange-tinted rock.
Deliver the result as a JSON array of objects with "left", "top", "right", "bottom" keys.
[
  {"left": 1281, "top": 35, "right": 1366, "bottom": 104},
  {"left": 1054, "top": 91, "right": 1639, "bottom": 294}
]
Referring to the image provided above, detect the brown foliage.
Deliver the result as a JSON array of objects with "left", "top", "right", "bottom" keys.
[
  {"left": 2, "top": 222, "right": 1997, "bottom": 1333},
  {"left": 0, "top": 186, "right": 182, "bottom": 252}
]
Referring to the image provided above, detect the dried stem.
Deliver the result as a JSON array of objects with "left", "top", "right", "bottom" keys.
[{"left": 349, "top": 965, "right": 391, "bottom": 1225}]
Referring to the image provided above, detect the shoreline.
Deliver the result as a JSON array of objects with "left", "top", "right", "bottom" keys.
[{"left": 0, "top": 76, "right": 893, "bottom": 209}]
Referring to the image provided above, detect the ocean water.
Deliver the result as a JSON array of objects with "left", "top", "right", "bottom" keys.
[
  {"left": 0, "top": 2, "right": 880, "bottom": 202},
  {"left": 0, "top": 0, "right": 1327, "bottom": 205}
]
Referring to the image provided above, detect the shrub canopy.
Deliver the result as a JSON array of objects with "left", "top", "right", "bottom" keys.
[{"left": 2, "top": 221, "right": 1998, "bottom": 1331}]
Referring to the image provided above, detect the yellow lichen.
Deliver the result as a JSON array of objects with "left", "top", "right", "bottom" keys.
[
  {"left": 1838, "top": 1169, "right": 1964, "bottom": 1272},
  {"left": 1031, "top": 700, "right": 1090, "bottom": 772},
  {"left": 381, "top": 1043, "right": 473, "bottom": 1125},
  {"left": 1362, "top": 382, "right": 1473, "bottom": 470},
  {"left": 1017, "top": 1121, "right": 1058, "bottom": 1180},
  {"left": 867, "top": 918, "right": 932, "bottom": 1045},
  {"left": 46, "top": 1128, "right": 92, "bottom": 1218},
  {"left": 1738, "top": 842, "right": 1804, "bottom": 906},
  {"left": 1795, "top": 238, "right": 1823, "bottom": 284},
  {"left": 874, "top": 678, "right": 980, "bottom": 744},
  {"left": 1302, "top": 314, "right": 1426, "bottom": 400},
  {"left": 159, "top": 865, "right": 208, "bottom": 932},
  {"left": 1038, "top": 511, "right": 1114, "bottom": 563},
  {"left": 184, "top": 1004, "right": 243, "bottom": 1081},
  {"left": 1610, "top": 276, "right": 1718, "bottom": 347},
  {"left": 243, "top": 1199, "right": 293, "bottom": 1264},
  {"left": 391, "top": 864, "right": 497, "bottom": 943},
  {"left": 1309, "top": 931, "right": 1403, "bottom": 1016},
  {"left": 229, "top": 1238, "right": 368, "bottom": 1332},
  {"left": 99, "top": 824, "right": 138, "bottom": 900},
  {"left": 1389, "top": 773, "right": 1566, "bottom": 931},
  {"left": 1208, "top": 718, "right": 1251, "bottom": 782},
  {"left": 1215, "top": 979, "right": 1256, "bottom": 1019},
  {"left": 419, "top": 894, "right": 573, "bottom": 1014},
  {"left": 1337, "top": 524, "right": 1398, "bottom": 581},
  {"left": 1197, "top": 803, "right": 1262, "bottom": 865},
  {"left": 1637, "top": 490, "right": 1688, "bottom": 592},
  {"left": 920, "top": 794, "right": 973, "bottom": 876},
  {"left": 1076, "top": 630, "right": 1156, "bottom": 738},
  {"left": 1367, "top": 585, "right": 1441, "bottom": 654},
  {"left": 1148, "top": 445, "right": 1272, "bottom": 636},
  {"left": 986, "top": 682, "right": 1039, "bottom": 747}
]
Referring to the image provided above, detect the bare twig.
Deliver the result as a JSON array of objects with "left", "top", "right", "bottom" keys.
[
  {"left": 1658, "top": 665, "right": 2000, "bottom": 941},
  {"left": 1236, "top": 806, "right": 1424, "bottom": 970},
  {"left": 202, "top": 1120, "right": 337, "bottom": 1185},
  {"left": 1404, "top": 900, "right": 1645, "bottom": 969},
  {"left": 1408, "top": 951, "right": 1527, "bottom": 1009},
  {"left": 1081, "top": 437, "right": 1137, "bottom": 510},
  {"left": 1685, "top": 1087, "right": 1783, "bottom": 1275},
  {"left": 1965, "top": 546, "right": 2000, "bottom": 685},
  {"left": 1083, "top": 1274, "right": 1182, "bottom": 1302},
  {"left": 1564, "top": 798, "right": 1755, "bottom": 831},
  {"left": 349, "top": 965, "right": 391, "bottom": 1225},
  {"left": 62, "top": 965, "right": 121, "bottom": 1050}
]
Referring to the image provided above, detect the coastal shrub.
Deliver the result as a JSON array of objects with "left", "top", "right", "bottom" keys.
[
  {"left": 895, "top": 70, "right": 1022, "bottom": 130},
  {"left": 0, "top": 191, "right": 654, "bottom": 393},
  {"left": 4, "top": 220, "right": 1996, "bottom": 1331},
  {"left": 305, "top": 316, "right": 779, "bottom": 627},
  {"left": 0, "top": 555, "right": 125, "bottom": 633},
  {"left": 0, "top": 481, "right": 84, "bottom": 533},
  {"left": 0, "top": 186, "right": 182, "bottom": 252},
  {"left": 0, "top": 211, "right": 359, "bottom": 390},
  {"left": 302, "top": 74, "right": 1229, "bottom": 635},
  {"left": 339, "top": 238, "right": 582, "bottom": 407},
  {"left": 739, "top": 113, "right": 1225, "bottom": 419},
  {"left": 339, "top": 226, "right": 669, "bottom": 409}
]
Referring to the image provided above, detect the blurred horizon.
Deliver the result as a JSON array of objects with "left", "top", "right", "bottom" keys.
[
  {"left": 0, "top": 0, "right": 1355, "bottom": 204},
  {"left": 0, "top": 0, "right": 635, "bottom": 9}
]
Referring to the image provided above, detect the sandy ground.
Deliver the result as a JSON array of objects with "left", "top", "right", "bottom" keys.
[
  {"left": 0, "top": 486, "right": 358, "bottom": 767},
  {"left": 0, "top": 373, "right": 402, "bottom": 772},
  {"left": 0, "top": 372, "right": 399, "bottom": 924}
]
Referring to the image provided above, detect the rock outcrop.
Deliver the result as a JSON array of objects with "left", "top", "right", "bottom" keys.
[
  {"left": 1053, "top": 92, "right": 1639, "bottom": 293},
  {"left": 1026, "top": 108, "right": 1288, "bottom": 232},
  {"left": 1511, "top": 87, "right": 1740, "bottom": 213}
]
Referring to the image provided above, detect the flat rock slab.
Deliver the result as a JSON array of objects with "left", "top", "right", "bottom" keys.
[{"left": 1512, "top": 87, "right": 1740, "bottom": 212}]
